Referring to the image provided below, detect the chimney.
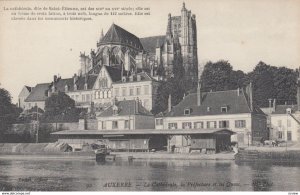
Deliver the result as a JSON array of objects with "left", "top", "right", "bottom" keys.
[
  {"left": 168, "top": 94, "right": 172, "bottom": 112},
  {"left": 53, "top": 75, "right": 57, "bottom": 83},
  {"left": 273, "top": 98, "right": 276, "bottom": 112},
  {"left": 297, "top": 67, "right": 300, "bottom": 111},
  {"left": 249, "top": 82, "right": 253, "bottom": 111},
  {"left": 197, "top": 81, "right": 201, "bottom": 106},
  {"left": 268, "top": 98, "right": 272, "bottom": 113},
  {"left": 135, "top": 98, "right": 139, "bottom": 114}
]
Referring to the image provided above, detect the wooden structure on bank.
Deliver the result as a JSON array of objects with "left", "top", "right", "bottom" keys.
[{"left": 51, "top": 129, "right": 234, "bottom": 153}]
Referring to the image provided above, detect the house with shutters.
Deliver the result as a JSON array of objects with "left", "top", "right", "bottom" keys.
[
  {"left": 97, "top": 99, "right": 155, "bottom": 131},
  {"left": 155, "top": 83, "right": 268, "bottom": 147},
  {"left": 24, "top": 83, "right": 50, "bottom": 110},
  {"left": 260, "top": 74, "right": 300, "bottom": 143}
]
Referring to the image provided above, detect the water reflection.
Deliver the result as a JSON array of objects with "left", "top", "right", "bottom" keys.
[{"left": 0, "top": 157, "right": 299, "bottom": 191}]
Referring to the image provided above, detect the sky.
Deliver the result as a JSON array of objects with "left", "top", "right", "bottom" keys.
[{"left": 0, "top": 0, "right": 300, "bottom": 103}]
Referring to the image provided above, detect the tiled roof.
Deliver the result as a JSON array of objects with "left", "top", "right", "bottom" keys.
[
  {"left": 99, "top": 24, "right": 143, "bottom": 50},
  {"left": 140, "top": 35, "right": 165, "bottom": 53},
  {"left": 53, "top": 76, "right": 98, "bottom": 92},
  {"left": 113, "top": 72, "right": 153, "bottom": 84},
  {"left": 166, "top": 90, "right": 264, "bottom": 117},
  {"left": 98, "top": 100, "right": 152, "bottom": 117},
  {"left": 25, "top": 83, "right": 50, "bottom": 102},
  {"left": 273, "top": 105, "right": 297, "bottom": 114}
]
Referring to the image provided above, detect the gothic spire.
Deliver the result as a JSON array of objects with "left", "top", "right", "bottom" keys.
[
  {"left": 166, "top": 13, "right": 173, "bottom": 40},
  {"left": 99, "top": 28, "right": 104, "bottom": 42}
]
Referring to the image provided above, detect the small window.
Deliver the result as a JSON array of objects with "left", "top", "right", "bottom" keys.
[
  {"left": 136, "top": 87, "right": 141, "bottom": 95},
  {"left": 168, "top": 123, "right": 178, "bottom": 129},
  {"left": 112, "top": 106, "right": 118, "bottom": 115},
  {"left": 182, "top": 122, "right": 192, "bottom": 129},
  {"left": 207, "top": 121, "right": 216, "bottom": 129},
  {"left": 235, "top": 120, "right": 246, "bottom": 128},
  {"left": 112, "top": 121, "right": 118, "bottom": 129},
  {"left": 278, "top": 131, "right": 283, "bottom": 139},
  {"left": 129, "top": 88, "right": 134, "bottom": 96},
  {"left": 287, "top": 131, "right": 292, "bottom": 141},
  {"left": 102, "top": 121, "right": 106, "bottom": 130},
  {"left": 219, "top": 120, "right": 229, "bottom": 128},
  {"left": 155, "top": 118, "right": 163, "bottom": 126},
  {"left": 125, "top": 120, "right": 129, "bottom": 129},
  {"left": 221, "top": 106, "right": 228, "bottom": 113},
  {"left": 194, "top": 122, "right": 204, "bottom": 129},
  {"left": 184, "top": 108, "right": 191, "bottom": 115}
]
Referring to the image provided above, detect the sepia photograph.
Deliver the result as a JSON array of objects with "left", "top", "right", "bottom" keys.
[{"left": 0, "top": 0, "right": 300, "bottom": 193}]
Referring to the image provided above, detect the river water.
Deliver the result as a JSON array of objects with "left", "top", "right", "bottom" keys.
[{"left": 0, "top": 156, "right": 299, "bottom": 191}]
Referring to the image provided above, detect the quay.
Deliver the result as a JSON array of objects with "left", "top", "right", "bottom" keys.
[{"left": 235, "top": 146, "right": 300, "bottom": 162}]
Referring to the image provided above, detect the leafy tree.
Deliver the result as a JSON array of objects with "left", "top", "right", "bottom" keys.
[
  {"left": 152, "top": 77, "right": 186, "bottom": 115},
  {"left": 200, "top": 60, "right": 247, "bottom": 92},
  {"left": 248, "top": 61, "right": 297, "bottom": 107},
  {"left": 42, "top": 92, "right": 82, "bottom": 122},
  {"left": 18, "top": 106, "right": 44, "bottom": 123},
  {"left": 0, "top": 87, "right": 22, "bottom": 141}
]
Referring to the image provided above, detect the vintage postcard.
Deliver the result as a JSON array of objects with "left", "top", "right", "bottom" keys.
[{"left": 0, "top": 0, "right": 300, "bottom": 193}]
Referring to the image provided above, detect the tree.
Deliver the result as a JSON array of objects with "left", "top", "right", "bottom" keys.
[
  {"left": 0, "top": 87, "right": 22, "bottom": 141},
  {"left": 152, "top": 77, "right": 185, "bottom": 115},
  {"left": 42, "top": 92, "right": 83, "bottom": 122},
  {"left": 248, "top": 61, "right": 297, "bottom": 107},
  {"left": 200, "top": 60, "right": 247, "bottom": 92}
]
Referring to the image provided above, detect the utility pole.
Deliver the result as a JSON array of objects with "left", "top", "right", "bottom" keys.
[{"left": 36, "top": 106, "right": 39, "bottom": 143}]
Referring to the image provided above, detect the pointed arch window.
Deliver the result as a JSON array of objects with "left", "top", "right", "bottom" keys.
[{"left": 111, "top": 47, "right": 121, "bottom": 65}]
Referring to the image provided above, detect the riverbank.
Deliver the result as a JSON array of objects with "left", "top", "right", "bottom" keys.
[
  {"left": 0, "top": 151, "right": 236, "bottom": 161},
  {"left": 0, "top": 143, "right": 236, "bottom": 160},
  {"left": 235, "top": 146, "right": 300, "bottom": 162}
]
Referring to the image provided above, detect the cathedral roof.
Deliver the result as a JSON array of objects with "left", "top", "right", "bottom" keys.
[
  {"left": 140, "top": 35, "right": 165, "bottom": 54},
  {"left": 99, "top": 24, "right": 144, "bottom": 50}
]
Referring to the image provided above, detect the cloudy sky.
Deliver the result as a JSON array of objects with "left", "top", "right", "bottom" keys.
[{"left": 0, "top": 0, "right": 299, "bottom": 103}]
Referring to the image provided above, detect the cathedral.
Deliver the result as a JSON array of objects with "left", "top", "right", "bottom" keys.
[
  {"left": 20, "top": 3, "right": 199, "bottom": 113},
  {"left": 78, "top": 2, "right": 198, "bottom": 80}
]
